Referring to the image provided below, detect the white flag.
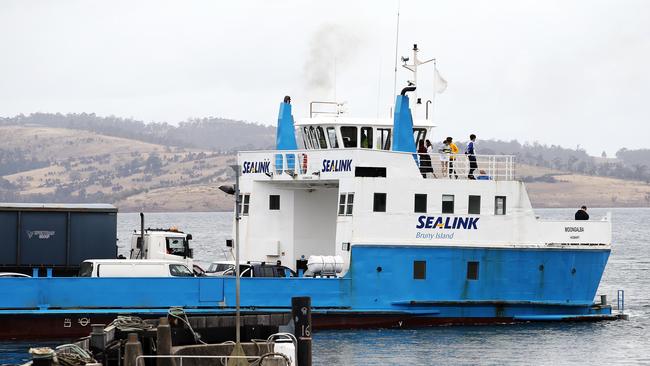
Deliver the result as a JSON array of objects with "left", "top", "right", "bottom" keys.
[{"left": 434, "top": 66, "right": 447, "bottom": 94}]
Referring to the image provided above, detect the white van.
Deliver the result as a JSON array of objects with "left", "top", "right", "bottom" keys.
[{"left": 79, "top": 259, "right": 194, "bottom": 278}]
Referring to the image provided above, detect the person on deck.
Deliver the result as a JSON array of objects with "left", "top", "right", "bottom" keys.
[
  {"left": 439, "top": 140, "right": 451, "bottom": 177},
  {"left": 575, "top": 206, "right": 589, "bottom": 220},
  {"left": 465, "top": 134, "right": 478, "bottom": 180},
  {"left": 425, "top": 140, "right": 437, "bottom": 177},
  {"left": 418, "top": 140, "right": 433, "bottom": 178},
  {"left": 447, "top": 137, "right": 459, "bottom": 179}
]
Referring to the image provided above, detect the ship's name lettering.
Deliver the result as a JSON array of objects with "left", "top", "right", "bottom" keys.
[
  {"left": 321, "top": 159, "right": 352, "bottom": 172},
  {"left": 416, "top": 216, "right": 479, "bottom": 230},
  {"left": 565, "top": 227, "right": 584, "bottom": 232},
  {"left": 242, "top": 161, "right": 270, "bottom": 174}
]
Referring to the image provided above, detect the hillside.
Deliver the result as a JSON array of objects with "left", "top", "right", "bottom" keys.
[
  {"left": 0, "top": 124, "right": 649, "bottom": 211},
  {"left": 0, "top": 126, "right": 235, "bottom": 211}
]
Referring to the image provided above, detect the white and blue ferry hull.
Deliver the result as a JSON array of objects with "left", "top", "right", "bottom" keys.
[{"left": 0, "top": 244, "right": 612, "bottom": 338}]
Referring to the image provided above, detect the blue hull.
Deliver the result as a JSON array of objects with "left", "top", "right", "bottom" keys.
[{"left": 0, "top": 245, "right": 612, "bottom": 337}]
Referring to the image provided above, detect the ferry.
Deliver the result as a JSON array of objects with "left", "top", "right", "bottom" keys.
[
  {"left": 229, "top": 45, "right": 614, "bottom": 327},
  {"left": 0, "top": 45, "right": 616, "bottom": 339}
]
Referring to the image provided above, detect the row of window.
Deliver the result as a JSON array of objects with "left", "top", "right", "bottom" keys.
[
  {"left": 301, "top": 126, "right": 427, "bottom": 150},
  {"left": 372, "top": 193, "right": 506, "bottom": 215},
  {"left": 415, "top": 194, "right": 507, "bottom": 215},
  {"left": 413, "top": 260, "right": 479, "bottom": 280},
  {"left": 241, "top": 192, "right": 507, "bottom": 216}
]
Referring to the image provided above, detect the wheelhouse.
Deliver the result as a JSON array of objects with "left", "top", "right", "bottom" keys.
[{"left": 295, "top": 116, "right": 435, "bottom": 151}]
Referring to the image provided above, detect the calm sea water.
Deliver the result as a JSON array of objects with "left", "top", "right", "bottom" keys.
[{"left": 2, "top": 208, "right": 649, "bottom": 365}]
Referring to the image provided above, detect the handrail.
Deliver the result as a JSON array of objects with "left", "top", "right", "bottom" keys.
[
  {"left": 136, "top": 353, "right": 292, "bottom": 366},
  {"left": 240, "top": 149, "right": 517, "bottom": 181}
]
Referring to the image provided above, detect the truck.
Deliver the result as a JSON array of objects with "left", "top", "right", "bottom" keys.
[{"left": 128, "top": 213, "right": 198, "bottom": 273}]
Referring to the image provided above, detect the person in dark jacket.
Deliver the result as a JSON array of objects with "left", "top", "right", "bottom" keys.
[
  {"left": 575, "top": 206, "right": 589, "bottom": 220},
  {"left": 465, "top": 134, "right": 478, "bottom": 179},
  {"left": 418, "top": 140, "right": 433, "bottom": 178}
]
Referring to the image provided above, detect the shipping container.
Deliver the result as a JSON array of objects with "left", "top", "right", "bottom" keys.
[{"left": 0, "top": 203, "right": 117, "bottom": 276}]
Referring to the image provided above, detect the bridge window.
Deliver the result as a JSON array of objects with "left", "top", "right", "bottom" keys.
[
  {"left": 341, "top": 126, "right": 358, "bottom": 148},
  {"left": 467, "top": 261, "right": 479, "bottom": 280},
  {"left": 302, "top": 127, "right": 312, "bottom": 149},
  {"left": 414, "top": 194, "right": 427, "bottom": 213},
  {"left": 378, "top": 128, "right": 391, "bottom": 150},
  {"left": 495, "top": 196, "right": 506, "bottom": 215},
  {"left": 338, "top": 193, "right": 354, "bottom": 216},
  {"left": 413, "top": 260, "right": 426, "bottom": 280},
  {"left": 373, "top": 193, "right": 387, "bottom": 212},
  {"left": 360, "top": 127, "right": 373, "bottom": 149},
  {"left": 326, "top": 127, "right": 339, "bottom": 148},
  {"left": 238, "top": 194, "right": 250, "bottom": 215},
  {"left": 442, "top": 194, "right": 454, "bottom": 214},
  {"left": 413, "top": 128, "right": 427, "bottom": 146},
  {"left": 308, "top": 127, "right": 320, "bottom": 149},
  {"left": 269, "top": 195, "right": 280, "bottom": 210},
  {"left": 316, "top": 126, "right": 328, "bottom": 149},
  {"left": 468, "top": 195, "right": 481, "bottom": 215}
]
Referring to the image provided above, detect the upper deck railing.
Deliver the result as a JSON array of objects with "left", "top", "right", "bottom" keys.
[
  {"left": 418, "top": 153, "right": 516, "bottom": 181},
  {"left": 239, "top": 149, "right": 516, "bottom": 181}
]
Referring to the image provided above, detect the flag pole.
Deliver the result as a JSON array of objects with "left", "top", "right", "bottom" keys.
[
  {"left": 431, "top": 59, "right": 437, "bottom": 122},
  {"left": 392, "top": 0, "right": 401, "bottom": 100}
]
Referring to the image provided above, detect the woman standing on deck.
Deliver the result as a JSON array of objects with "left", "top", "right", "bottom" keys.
[{"left": 439, "top": 139, "right": 451, "bottom": 177}]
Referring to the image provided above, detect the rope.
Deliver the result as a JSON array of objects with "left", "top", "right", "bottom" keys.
[
  {"left": 108, "top": 315, "right": 153, "bottom": 332},
  {"left": 167, "top": 307, "right": 207, "bottom": 345},
  {"left": 55, "top": 344, "right": 96, "bottom": 366}
]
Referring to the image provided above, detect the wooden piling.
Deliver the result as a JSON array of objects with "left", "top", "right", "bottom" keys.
[
  {"left": 292, "top": 296, "right": 312, "bottom": 366},
  {"left": 124, "top": 333, "right": 143, "bottom": 366},
  {"left": 157, "top": 317, "right": 175, "bottom": 366}
]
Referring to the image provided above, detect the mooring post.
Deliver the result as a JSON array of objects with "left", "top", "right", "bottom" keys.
[
  {"left": 90, "top": 324, "right": 107, "bottom": 351},
  {"left": 29, "top": 347, "right": 55, "bottom": 366},
  {"left": 157, "top": 317, "right": 175, "bottom": 366},
  {"left": 124, "top": 333, "right": 143, "bottom": 366},
  {"left": 292, "top": 296, "right": 312, "bottom": 366}
]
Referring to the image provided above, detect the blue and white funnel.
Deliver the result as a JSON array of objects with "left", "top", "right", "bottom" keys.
[
  {"left": 392, "top": 87, "right": 416, "bottom": 153},
  {"left": 276, "top": 97, "right": 298, "bottom": 150}
]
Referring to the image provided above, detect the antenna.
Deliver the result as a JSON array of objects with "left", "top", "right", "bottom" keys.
[
  {"left": 333, "top": 57, "right": 337, "bottom": 101},
  {"left": 401, "top": 44, "right": 434, "bottom": 117},
  {"left": 392, "top": 0, "right": 401, "bottom": 100},
  {"left": 376, "top": 55, "right": 382, "bottom": 119}
]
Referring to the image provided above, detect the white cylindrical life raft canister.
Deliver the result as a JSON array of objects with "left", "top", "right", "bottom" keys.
[{"left": 305, "top": 255, "right": 343, "bottom": 276}]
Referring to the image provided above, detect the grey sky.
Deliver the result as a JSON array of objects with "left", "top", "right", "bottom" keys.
[{"left": 1, "top": 0, "right": 648, "bottom": 155}]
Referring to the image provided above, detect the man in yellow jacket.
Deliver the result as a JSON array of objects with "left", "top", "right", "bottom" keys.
[{"left": 446, "top": 137, "right": 459, "bottom": 179}]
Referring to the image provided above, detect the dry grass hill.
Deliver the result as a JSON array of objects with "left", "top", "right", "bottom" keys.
[
  {"left": 0, "top": 126, "right": 235, "bottom": 211},
  {"left": 0, "top": 125, "right": 649, "bottom": 211}
]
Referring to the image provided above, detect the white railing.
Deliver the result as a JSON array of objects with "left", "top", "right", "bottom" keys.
[
  {"left": 136, "top": 354, "right": 292, "bottom": 366},
  {"left": 419, "top": 154, "right": 516, "bottom": 181},
  {"left": 240, "top": 149, "right": 516, "bottom": 181}
]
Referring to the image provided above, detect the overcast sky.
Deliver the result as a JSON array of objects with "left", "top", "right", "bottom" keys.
[{"left": 1, "top": 0, "right": 649, "bottom": 155}]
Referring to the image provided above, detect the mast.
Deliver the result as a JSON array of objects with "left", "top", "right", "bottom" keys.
[{"left": 401, "top": 44, "right": 434, "bottom": 118}]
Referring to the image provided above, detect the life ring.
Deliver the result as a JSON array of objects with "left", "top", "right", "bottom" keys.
[{"left": 301, "top": 154, "right": 308, "bottom": 173}]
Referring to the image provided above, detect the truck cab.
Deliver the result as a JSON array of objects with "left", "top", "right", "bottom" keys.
[{"left": 129, "top": 228, "right": 195, "bottom": 271}]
